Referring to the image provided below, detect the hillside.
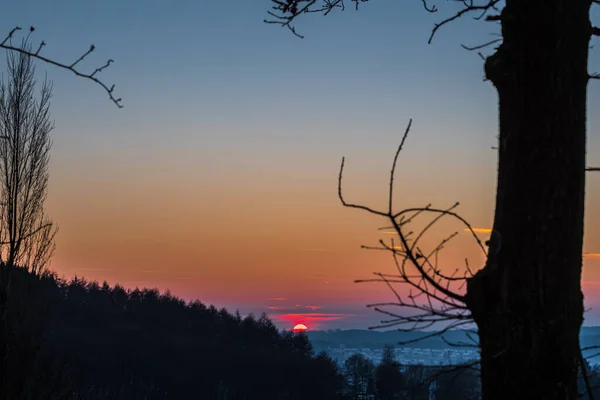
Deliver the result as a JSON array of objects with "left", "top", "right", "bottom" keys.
[{"left": 2, "top": 267, "right": 345, "bottom": 399}]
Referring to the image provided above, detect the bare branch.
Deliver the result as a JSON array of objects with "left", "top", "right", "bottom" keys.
[
  {"left": 428, "top": 0, "right": 501, "bottom": 44},
  {"left": 441, "top": 334, "right": 478, "bottom": 348},
  {"left": 339, "top": 119, "right": 487, "bottom": 340},
  {"left": 421, "top": 0, "right": 437, "bottom": 13},
  {"left": 0, "top": 26, "right": 122, "bottom": 108},
  {"left": 264, "top": 0, "right": 504, "bottom": 44},
  {"left": 422, "top": 360, "right": 481, "bottom": 389},
  {"left": 461, "top": 38, "right": 502, "bottom": 52},
  {"left": 389, "top": 119, "right": 412, "bottom": 214}
]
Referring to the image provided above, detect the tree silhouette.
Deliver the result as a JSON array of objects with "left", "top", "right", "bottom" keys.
[
  {"left": 402, "top": 364, "right": 430, "bottom": 400},
  {"left": 434, "top": 366, "right": 480, "bottom": 400},
  {"left": 312, "top": 351, "right": 347, "bottom": 399},
  {"left": 0, "top": 41, "right": 64, "bottom": 398},
  {"left": 266, "top": 1, "right": 600, "bottom": 398},
  {"left": 375, "top": 345, "right": 404, "bottom": 400},
  {"left": 0, "top": 265, "right": 349, "bottom": 399},
  {"left": 0, "top": 24, "right": 121, "bottom": 395},
  {"left": 342, "top": 353, "right": 376, "bottom": 400},
  {"left": 0, "top": 40, "right": 58, "bottom": 274}
]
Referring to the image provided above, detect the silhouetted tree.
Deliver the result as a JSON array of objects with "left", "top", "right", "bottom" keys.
[
  {"left": 342, "top": 353, "right": 376, "bottom": 400},
  {"left": 403, "top": 365, "right": 430, "bottom": 400},
  {"left": 0, "top": 266, "right": 346, "bottom": 399},
  {"left": 0, "top": 41, "right": 63, "bottom": 399},
  {"left": 0, "top": 267, "right": 68, "bottom": 399},
  {"left": 375, "top": 345, "right": 404, "bottom": 400},
  {"left": 579, "top": 362, "right": 600, "bottom": 399},
  {"left": 0, "top": 9, "right": 125, "bottom": 400},
  {"left": 312, "top": 351, "right": 347, "bottom": 399},
  {"left": 0, "top": 40, "right": 57, "bottom": 274},
  {"left": 434, "top": 366, "right": 480, "bottom": 400},
  {"left": 265, "top": 1, "right": 600, "bottom": 398}
]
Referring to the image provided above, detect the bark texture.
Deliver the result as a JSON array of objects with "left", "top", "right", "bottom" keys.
[{"left": 465, "top": 1, "right": 592, "bottom": 399}]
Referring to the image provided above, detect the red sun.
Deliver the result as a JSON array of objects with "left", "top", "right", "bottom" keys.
[{"left": 292, "top": 323, "right": 308, "bottom": 332}]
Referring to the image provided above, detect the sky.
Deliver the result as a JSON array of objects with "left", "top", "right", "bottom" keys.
[{"left": 1, "top": 0, "right": 600, "bottom": 330}]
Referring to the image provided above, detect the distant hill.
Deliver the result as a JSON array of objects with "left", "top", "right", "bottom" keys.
[
  {"left": 307, "top": 329, "right": 477, "bottom": 352},
  {"left": 580, "top": 326, "right": 600, "bottom": 353},
  {"left": 307, "top": 326, "right": 600, "bottom": 354}
]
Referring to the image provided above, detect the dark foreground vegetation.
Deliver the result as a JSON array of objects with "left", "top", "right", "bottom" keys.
[
  {"left": 2, "top": 266, "right": 344, "bottom": 399},
  {"left": 3, "top": 265, "right": 600, "bottom": 399}
]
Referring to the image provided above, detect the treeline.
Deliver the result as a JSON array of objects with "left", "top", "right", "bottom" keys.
[
  {"left": 4, "top": 265, "right": 600, "bottom": 399},
  {"left": 338, "top": 346, "right": 600, "bottom": 400},
  {"left": 338, "top": 346, "right": 480, "bottom": 400},
  {"left": 3, "top": 266, "right": 345, "bottom": 399},
  {"left": 5, "top": 264, "right": 474, "bottom": 400}
]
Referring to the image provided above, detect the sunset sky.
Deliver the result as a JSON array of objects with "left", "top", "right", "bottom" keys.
[{"left": 2, "top": 0, "right": 600, "bottom": 330}]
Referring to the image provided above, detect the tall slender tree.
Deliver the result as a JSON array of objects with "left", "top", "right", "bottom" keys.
[
  {"left": 266, "top": 1, "right": 599, "bottom": 399},
  {"left": 0, "top": 40, "right": 57, "bottom": 274},
  {"left": 342, "top": 353, "right": 376, "bottom": 400},
  {"left": 0, "top": 41, "right": 59, "bottom": 398}
]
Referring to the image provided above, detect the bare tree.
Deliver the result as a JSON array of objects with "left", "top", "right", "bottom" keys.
[
  {"left": 265, "top": 1, "right": 600, "bottom": 399},
  {"left": 0, "top": 17, "right": 120, "bottom": 399},
  {"left": 0, "top": 40, "right": 58, "bottom": 274},
  {"left": 0, "top": 42, "right": 59, "bottom": 396}
]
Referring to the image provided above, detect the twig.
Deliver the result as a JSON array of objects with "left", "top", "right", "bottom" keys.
[
  {"left": 0, "top": 26, "right": 122, "bottom": 108},
  {"left": 264, "top": 0, "right": 503, "bottom": 44}
]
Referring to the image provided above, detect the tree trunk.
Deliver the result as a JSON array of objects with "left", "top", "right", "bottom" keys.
[{"left": 464, "top": 1, "right": 591, "bottom": 399}]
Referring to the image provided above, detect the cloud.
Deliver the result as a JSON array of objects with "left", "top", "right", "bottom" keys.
[
  {"left": 72, "top": 268, "right": 116, "bottom": 272},
  {"left": 269, "top": 297, "right": 287, "bottom": 301},
  {"left": 464, "top": 228, "right": 492, "bottom": 234},
  {"left": 582, "top": 281, "right": 600, "bottom": 285},
  {"left": 304, "top": 305, "right": 321, "bottom": 310},
  {"left": 584, "top": 253, "right": 600, "bottom": 258},
  {"left": 267, "top": 306, "right": 291, "bottom": 311},
  {"left": 272, "top": 313, "right": 353, "bottom": 323},
  {"left": 267, "top": 305, "right": 324, "bottom": 312}
]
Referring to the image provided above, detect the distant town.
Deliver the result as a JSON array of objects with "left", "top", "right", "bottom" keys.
[
  {"left": 306, "top": 327, "right": 600, "bottom": 367},
  {"left": 325, "top": 345, "right": 479, "bottom": 367}
]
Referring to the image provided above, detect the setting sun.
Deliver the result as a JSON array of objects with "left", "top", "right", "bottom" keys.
[{"left": 292, "top": 324, "right": 308, "bottom": 333}]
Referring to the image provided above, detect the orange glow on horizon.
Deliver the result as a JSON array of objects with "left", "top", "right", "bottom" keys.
[{"left": 44, "top": 127, "right": 600, "bottom": 328}]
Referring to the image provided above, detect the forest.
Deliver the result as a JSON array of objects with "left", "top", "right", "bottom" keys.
[
  {"left": 1, "top": 264, "right": 599, "bottom": 399},
  {"left": 1, "top": 265, "right": 461, "bottom": 399}
]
